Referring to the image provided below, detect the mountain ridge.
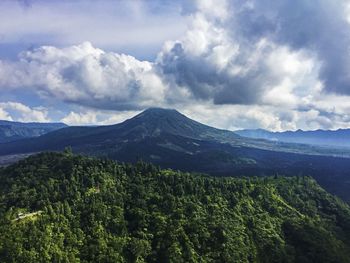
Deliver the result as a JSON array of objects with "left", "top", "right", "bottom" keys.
[{"left": 0, "top": 120, "right": 67, "bottom": 143}]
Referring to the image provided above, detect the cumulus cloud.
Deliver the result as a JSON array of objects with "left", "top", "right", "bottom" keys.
[
  {"left": 61, "top": 111, "right": 98, "bottom": 126},
  {"left": 0, "top": 42, "right": 169, "bottom": 110},
  {"left": 155, "top": 0, "right": 350, "bottom": 130},
  {"left": 1, "top": 0, "right": 350, "bottom": 131},
  {"left": 157, "top": 0, "right": 328, "bottom": 107},
  {"left": 231, "top": 0, "right": 350, "bottom": 96},
  {"left": 0, "top": 107, "right": 12, "bottom": 121},
  {"left": 0, "top": 101, "right": 49, "bottom": 122},
  {"left": 61, "top": 109, "right": 139, "bottom": 126}
]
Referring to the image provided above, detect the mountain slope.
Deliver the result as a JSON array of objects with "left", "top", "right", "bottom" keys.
[
  {"left": 0, "top": 108, "right": 240, "bottom": 155},
  {"left": 0, "top": 120, "right": 67, "bottom": 143},
  {"left": 1, "top": 152, "right": 350, "bottom": 262},
  {"left": 1, "top": 108, "right": 350, "bottom": 202},
  {"left": 120, "top": 108, "right": 240, "bottom": 141},
  {"left": 236, "top": 128, "right": 350, "bottom": 148}
]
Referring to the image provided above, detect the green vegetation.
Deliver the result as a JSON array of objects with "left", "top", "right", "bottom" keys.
[{"left": 0, "top": 152, "right": 350, "bottom": 262}]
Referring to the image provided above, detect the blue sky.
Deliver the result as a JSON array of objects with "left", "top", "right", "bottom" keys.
[{"left": 1, "top": 0, "right": 350, "bottom": 131}]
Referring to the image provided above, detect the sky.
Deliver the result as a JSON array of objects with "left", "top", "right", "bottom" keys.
[{"left": 1, "top": 0, "right": 350, "bottom": 131}]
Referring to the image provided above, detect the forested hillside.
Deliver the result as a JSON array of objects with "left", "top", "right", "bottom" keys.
[{"left": 0, "top": 152, "right": 350, "bottom": 262}]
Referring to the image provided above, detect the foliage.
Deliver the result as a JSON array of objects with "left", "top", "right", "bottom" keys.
[{"left": 0, "top": 152, "right": 350, "bottom": 262}]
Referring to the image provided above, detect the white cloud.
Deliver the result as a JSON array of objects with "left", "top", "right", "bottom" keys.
[
  {"left": 61, "top": 109, "right": 139, "bottom": 126},
  {"left": 196, "top": 0, "right": 229, "bottom": 20},
  {"left": 1, "top": 0, "right": 350, "bottom": 131},
  {"left": 0, "top": 107, "right": 12, "bottom": 121},
  {"left": 61, "top": 111, "right": 98, "bottom": 126},
  {"left": 0, "top": 101, "right": 49, "bottom": 122},
  {"left": 179, "top": 101, "right": 350, "bottom": 132},
  {"left": 0, "top": 42, "right": 169, "bottom": 110}
]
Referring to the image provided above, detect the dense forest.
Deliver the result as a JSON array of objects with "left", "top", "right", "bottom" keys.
[{"left": 0, "top": 151, "right": 350, "bottom": 262}]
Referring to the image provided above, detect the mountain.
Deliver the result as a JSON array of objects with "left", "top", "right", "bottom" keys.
[
  {"left": 0, "top": 108, "right": 348, "bottom": 157},
  {"left": 0, "top": 107, "right": 241, "bottom": 156},
  {"left": 0, "top": 120, "right": 67, "bottom": 143},
  {"left": 1, "top": 108, "right": 350, "bottom": 202},
  {"left": 1, "top": 152, "right": 350, "bottom": 262},
  {"left": 236, "top": 128, "right": 350, "bottom": 148}
]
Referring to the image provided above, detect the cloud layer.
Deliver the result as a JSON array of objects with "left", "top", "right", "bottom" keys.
[
  {"left": 1, "top": 0, "right": 350, "bottom": 130},
  {"left": 0, "top": 0, "right": 187, "bottom": 58}
]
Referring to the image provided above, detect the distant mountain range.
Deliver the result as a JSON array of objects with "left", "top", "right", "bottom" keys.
[
  {"left": 1, "top": 108, "right": 350, "bottom": 202},
  {"left": 0, "top": 120, "right": 67, "bottom": 143},
  {"left": 236, "top": 128, "right": 350, "bottom": 148}
]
